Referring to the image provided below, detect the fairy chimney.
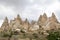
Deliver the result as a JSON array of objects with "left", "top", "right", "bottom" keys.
[
  {"left": 22, "top": 18, "right": 30, "bottom": 32},
  {"left": 38, "top": 13, "right": 47, "bottom": 26},
  {"left": 9, "top": 14, "right": 23, "bottom": 30},
  {"left": 49, "top": 13, "right": 58, "bottom": 23},
  {"left": 1, "top": 17, "right": 9, "bottom": 31}
]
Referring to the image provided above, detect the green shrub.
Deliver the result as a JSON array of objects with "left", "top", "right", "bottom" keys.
[{"left": 47, "top": 31, "right": 60, "bottom": 40}]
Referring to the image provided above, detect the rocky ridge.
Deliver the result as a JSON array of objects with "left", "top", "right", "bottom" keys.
[{"left": 0, "top": 13, "right": 60, "bottom": 32}]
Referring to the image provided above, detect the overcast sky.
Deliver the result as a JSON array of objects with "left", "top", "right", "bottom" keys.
[{"left": 0, "top": 0, "right": 60, "bottom": 26}]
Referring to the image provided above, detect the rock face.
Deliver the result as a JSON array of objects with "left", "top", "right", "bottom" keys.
[
  {"left": 29, "top": 22, "right": 39, "bottom": 32},
  {"left": 0, "top": 13, "right": 60, "bottom": 32},
  {"left": 9, "top": 14, "right": 23, "bottom": 31},
  {"left": 16, "top": 14, "right": 22, "bottom": 24},
  {"left": 43, "top": 13, "right": 59, "bottom": 30},
  {"left": 49, "top": 13, "right": 58, "bottom": 23},
  {"left": 1, "top": 17, "right": 9, "bottom": 31},
  {"left": 38, "top": 13, "right": 47, "bottom": 26},
  {"left": 38, "top": 13, "right": 60, "bottom": 30},
  {"left": 22, "top": 19, "right": 30, "bottom": 32}
]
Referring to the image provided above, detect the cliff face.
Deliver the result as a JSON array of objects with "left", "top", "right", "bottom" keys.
[{"left": 0, "top": 13, "right": 60, "bottom": 32}]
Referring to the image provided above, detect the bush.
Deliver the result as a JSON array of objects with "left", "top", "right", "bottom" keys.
[
  {"left": 47, "top": 31, "right": 60, "bottom": 40},
  {"left": 1, "top": 31, "right": 10, "bottom": 37}
]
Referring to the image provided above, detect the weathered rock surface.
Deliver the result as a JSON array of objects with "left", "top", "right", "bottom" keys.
[
  {"left": 38, "top": 13, "right": 47, "bottom": 26},
  {"left": 1, "top": 17, "right": 10, "bottom": 31},
  {"left": 0, "top": 13, "right": 60, "bottom": 32},
  {"left": 0, "top": 13, "right": 60, "bottom": 40}
]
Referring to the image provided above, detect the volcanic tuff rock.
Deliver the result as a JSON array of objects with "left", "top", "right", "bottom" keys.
[
  {"left": 1, "top": 17, "right": 10, "bottom": 31},
  {"left": 0, "top": 13, "right": 60, "bottom": 32},
  {"left": 9, "top": 14, "right": 23, "bottom": 31},
  {"left": 38, "top": 13, "right": 47, "bottom": 26},
  {"left": 40, "top": 13, "right": 60, "bottom": 30},
  {"left": 49, "top": 13, "right": 59, "bottom": 23},
  {"left": 22, "top": 18, "right": 30, "bottom": 32}
]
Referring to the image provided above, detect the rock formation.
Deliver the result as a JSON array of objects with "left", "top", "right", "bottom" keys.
[
  {"left": 42, "top": 13, "right": 60, "bottom": 30},
  {"left": 22, "top": 18, "right": 30, "bottom": 32},
  {"left": 29, "top": 22, "right": 39, "bottom": 32},
  {"left": 9, "top": 14, "right": 23, "bottom": 31},
  {"left": 49, "top": 13, "right": 59, "bottom": 23},
  {"left": 0, "top": 13, "right": 60, "bottom": 32},
  {"left": 1, "top": 17, "right": 9, "bottom": 31},
  {"left": 38, "top": 13, "right": 47, "bottom": 26}
]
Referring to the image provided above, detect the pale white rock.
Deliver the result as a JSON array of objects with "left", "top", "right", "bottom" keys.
[{"left": 29, "top": 23, "right": 39, "bottom": 31}]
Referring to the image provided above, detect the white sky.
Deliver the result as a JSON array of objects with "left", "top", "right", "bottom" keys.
[{"left": 0, "top": 0, "right": 60, "bottom": 26}]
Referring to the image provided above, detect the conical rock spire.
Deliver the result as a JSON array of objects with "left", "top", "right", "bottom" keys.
[
  {"left": 1, "top": 17, "right": 9, "bottom": 31},
  {"left": 1, "top": 17, "right": 9, "bottom": 26},
  {"left": 38, "top": 13, "right": 47, "bottom": 26},
  {"left": 16, "top": 14, "right": 22, "bottom": 21},
  {"left": 49, "top": 13, "right": 58, "bottom": 23}
]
